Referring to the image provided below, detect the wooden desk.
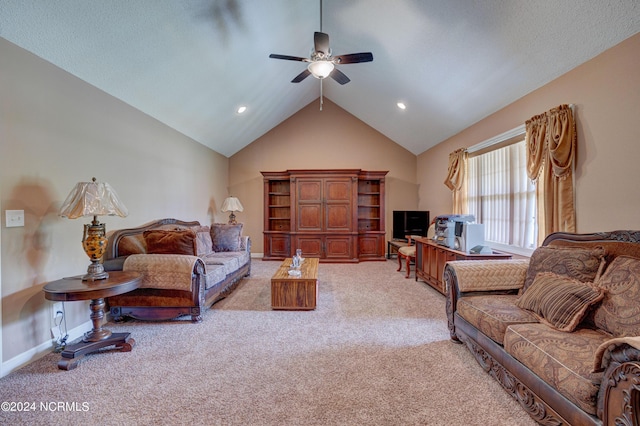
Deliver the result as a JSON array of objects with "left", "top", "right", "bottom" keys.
[
  {"left": 271, "top": 258, "right": 319, "bottom": 310},
  {"left": 414, "top": 238, "right": 512, "bottom": 294},
  {"left": 43, "top": 271, "right": 141, "bottom": 370}
]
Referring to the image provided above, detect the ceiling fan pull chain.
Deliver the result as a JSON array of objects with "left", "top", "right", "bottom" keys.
[{"left": 320, "top": 79, "right": 324, "bottom": 111}]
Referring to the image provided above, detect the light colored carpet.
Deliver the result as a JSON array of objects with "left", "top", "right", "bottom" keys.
[{"left": 0, "top": 260, "right": 535, "bottom": 425}]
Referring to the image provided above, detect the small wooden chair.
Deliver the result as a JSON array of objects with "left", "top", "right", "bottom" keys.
[{"left": 397, "top": 236, "right": 417, "bottom": 279}]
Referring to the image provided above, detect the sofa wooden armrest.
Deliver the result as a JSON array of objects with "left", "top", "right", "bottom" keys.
[
  {"left": 444, "top": 259, "right": 529, "bottom": 341},
  {"left": 598, "top": 344, "right": 640, "bottom": 424},
  {"left": 109, "top": 254, "right": 206, "bottom": 323},
  {"left": 123, "top": 254, "right": 204, "bottom": 292}
]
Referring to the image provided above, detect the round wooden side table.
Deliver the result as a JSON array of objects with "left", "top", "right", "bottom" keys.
[{"left": 43, "top": 271, "right": 141, "bottom": 370}]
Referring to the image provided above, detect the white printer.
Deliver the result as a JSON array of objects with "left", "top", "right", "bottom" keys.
[{"left": 434, "top": 215, "right": 487, "bottom": 253}]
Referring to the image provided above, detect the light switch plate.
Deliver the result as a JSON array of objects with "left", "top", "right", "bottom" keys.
[{"left": 6, "top": 210, "right": 25, "bottom": 227}]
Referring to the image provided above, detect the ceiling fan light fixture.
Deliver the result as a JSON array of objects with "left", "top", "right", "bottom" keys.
[{"left": 308, "top": 60, "right": 334, "bottom": 79}]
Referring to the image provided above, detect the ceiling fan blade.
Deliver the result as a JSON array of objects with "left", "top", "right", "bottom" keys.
[
  {"left": 291, "top": 69, "right": 312, "bottom": 83},
  {"left": 333, "top": 52, "right": 374, "bottom": 64},
  {"left": 314, "top": 32, "right": 330, "bottom": 55},
  {"left": 269, "top": 54, "right": 309, "bottom": 62},
  {"left": 330, "top": 68, "right": 350, "bottom": 85}
]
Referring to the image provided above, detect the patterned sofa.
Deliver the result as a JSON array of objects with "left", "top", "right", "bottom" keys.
[
  {"left": 103, "top": 218, "right": 251, "bottom": 323},
  {"left": 445, "top": 230, "right": 640, "bottom": 425}
]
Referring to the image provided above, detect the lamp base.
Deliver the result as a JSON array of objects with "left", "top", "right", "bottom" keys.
[
  {"left": 82, "top": 261, "right": 109, "bottom": 281},
  {"left": 82, "top": 219, "right": 109, "bottom": 281},
  {"left": 228, "top": 212, "right": 237, "bottom": 225}
]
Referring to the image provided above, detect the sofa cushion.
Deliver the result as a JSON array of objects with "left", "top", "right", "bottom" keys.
[
  {"left": 201, "top": 252, "right": 244, "bottom": 275},
  {"left": 516, "top": 272, "right": 605, "bottom": 332},
  {"left": 521, "top": 245, "right": 606, "bottom": 294},
  {"left": 203, "top": 264, "right": 227, "bottom": 290},
  {"left": 456, "top": 295, "right": 538, "bottom": 344},
  {"left": 211, "top": 223, "right": 243, "bottom": 252},
  {"left": 593, "top": 255, "right": 640, "bottom": 337},
  {"left": 504, "top": 323, "right": 611, "bottom": 415},
  {"left": 143, "top": 229, "right": 197, "bottom": 255},
  {"left": 208, "top": 251, "right": 250, "bottom": 267}
]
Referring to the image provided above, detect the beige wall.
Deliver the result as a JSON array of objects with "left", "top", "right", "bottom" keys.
[
  {"left": 229, "top": 99, "right": 418, "bottom": 254},
  {"left": 418, "top": 33, "right": 640, "bottom": 233},
  {"left": 0, "top": 39, "right": 230, "bottom": 364}
]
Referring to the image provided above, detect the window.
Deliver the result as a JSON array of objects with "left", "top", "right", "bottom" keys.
[{"left": 466, "top": 131, "right": 537, "bottom": 255}]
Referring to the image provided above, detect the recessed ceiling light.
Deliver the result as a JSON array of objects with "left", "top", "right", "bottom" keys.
[
  {"left": 396, "top": 102, "right": 406, "bottom": 110},
  {"left": 237, "top": 106, "right": 247, "bottom": 114}
]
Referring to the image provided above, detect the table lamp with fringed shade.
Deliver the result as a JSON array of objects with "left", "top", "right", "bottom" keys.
[
  {"left": 221, "top": 196, "right": 243, "bottom": 225},
  {"left": 59, "top": 177, "right": 128, "bottom": 281}
]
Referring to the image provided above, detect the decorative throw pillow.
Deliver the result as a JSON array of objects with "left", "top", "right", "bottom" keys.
[
  {"left": 211, "top": 223, "right": 243, "bottom": 252},
  {"left": 516, "top": 272, "right": 605, "bottom": 332},
  {"left": 592, "top": 256, "right": 640, "bottom": 337},
  {"left": 521, "top": 245, "right": 606, "bottom": 295},
  {"left": 117, "top": 235, "right": 146, "bottom": 256},
  {"left": 143, "top": 229, "right": 197, "bottom": 255},
  {"left": 191, "top": 226, "right": 213, "bottom": 256}
]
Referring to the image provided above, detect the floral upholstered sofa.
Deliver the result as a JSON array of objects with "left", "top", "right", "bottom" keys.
[
  {"left": 103, "top": 218, "right": 250, "bottom": 323},
  {"left": 445, "top": 230, "right": 640, "bottom": 425}
]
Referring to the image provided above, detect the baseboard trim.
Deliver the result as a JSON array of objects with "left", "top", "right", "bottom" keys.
[{"left": 1, "top": 320, "right": 91, "bottom": 378}]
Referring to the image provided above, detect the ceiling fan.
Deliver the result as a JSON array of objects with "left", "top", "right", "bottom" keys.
[{"left": 268, "top": 0, "right": 373, "bottom": 108}]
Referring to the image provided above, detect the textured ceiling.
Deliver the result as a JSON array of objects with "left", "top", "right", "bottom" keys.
[{"left": 1, "top": 0, "right": 639, "bottom": 157}]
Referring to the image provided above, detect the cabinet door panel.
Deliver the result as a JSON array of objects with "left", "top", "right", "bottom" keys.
[
  {"left": 266, "top": 234, "right": 290, "bottom": 258},
  {"left": 428, "top": 245, "right": 438, "bottom": 278},
  {"left": 325, "top": 236, "right": 353, "bottom": 259},
  {"left": 358, "top": 235, "right": 383, "bottom": 258},
  {"left": 325, "top": 204, "right": 351, "bottom": 231},
  {"left": 298, "top": 205, "right": 323, "bottom": 231},
  {"left": 297, "top": 179, "right": 322, "bottom": 201},
  {"left": 296, "top": 179, "right": 323, "bottom": 231},
  {"left": 325, "top": 179, "right": 351, "bottom": 201},
  {"left": 295, "top": 236, "right": 323, "bottom": 257},
  {"left": 324, "top": 178, "right": 353, "bottom": 231}
]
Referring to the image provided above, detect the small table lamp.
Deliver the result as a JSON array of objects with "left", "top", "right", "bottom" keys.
[
  {"left": 221, "top": 196, "right": 243, "bottom": 225},
  {"left": 59, "top": 177, "right": 128, "bottom": 281}
]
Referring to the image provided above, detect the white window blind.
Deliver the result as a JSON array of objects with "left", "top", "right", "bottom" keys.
[{"left": 467, "top": 139, "right": 537, "bottom": 254}]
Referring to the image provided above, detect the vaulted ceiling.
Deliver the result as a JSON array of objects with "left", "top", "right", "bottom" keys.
[{"left": 1, "top": 1, "right": 639, "bottom": 157}]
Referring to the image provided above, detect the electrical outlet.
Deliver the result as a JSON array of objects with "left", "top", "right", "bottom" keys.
[{"left": 5, "top": 210, "right": 25, "bottom": 227}]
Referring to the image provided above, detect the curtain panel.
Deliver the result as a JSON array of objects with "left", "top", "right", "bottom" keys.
[
  {"left": 444, "top": 148, "right": 468, "bottom": 214},
  {"left": 525, "top": 104, "right": 576, "bottom": 244}
]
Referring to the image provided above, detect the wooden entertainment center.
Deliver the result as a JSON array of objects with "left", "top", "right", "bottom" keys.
[
  {"left": 413, "top": 237, "right": 512, "bottom": 294},
  {"left": 262, "top": 169, "right": 387, "bottom": 262}
]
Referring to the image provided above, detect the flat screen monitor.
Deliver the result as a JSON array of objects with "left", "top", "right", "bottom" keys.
[{"left": 392, "top": 210, "right": 430, "bottom": 241}]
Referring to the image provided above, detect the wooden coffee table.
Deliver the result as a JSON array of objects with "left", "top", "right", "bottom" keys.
[
  {"left": 43, "top": 271, "right": 141, "bottom": 370},
  {"left": 271, "top": 258, "right": 319, "bottom": 310}
]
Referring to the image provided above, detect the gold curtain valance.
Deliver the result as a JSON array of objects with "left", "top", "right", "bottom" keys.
[
  {"left": 444, "top": 148, "right": 468, "bottom": 214},
  {"left": 525, "top": 104, "right": 576, "bottom": 243},
  {"left": 444, "top": 148, "right": 467, "bottom": 191}
]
